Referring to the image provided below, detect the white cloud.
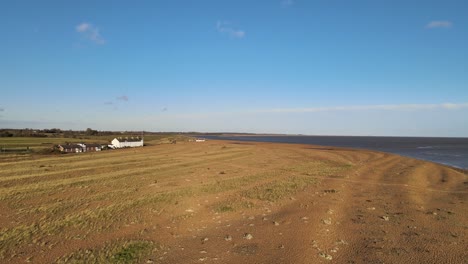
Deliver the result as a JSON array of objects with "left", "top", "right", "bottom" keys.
[
  {"left": 254, "top": 102, "right": 468, "bottom": 113},
  {"left": 426, "top": 21, "right": 453, "bottom": 29},
  {"left": 76, "top": 23, "right": 90, "bottom": 32},
  {"left": 116, "top": 95, "right": 129, "bottom": 102},
  {"left": 144, "top": 102, "right": 468, "bottom": 121},
  {"left": 216, "top": 21, "right": 245, "bottom": 39},
  {"left": 76, "top": 22, "right": 105, "bottom": 44}
]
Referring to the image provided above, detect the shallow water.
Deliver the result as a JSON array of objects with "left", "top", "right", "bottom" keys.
[{"left": 204, "top": 135, "right": 468, "bottom": 169}]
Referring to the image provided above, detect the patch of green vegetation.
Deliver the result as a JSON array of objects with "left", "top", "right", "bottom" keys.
[
  {"left": 213, "top": 199, "right": 254, "bottom": 213},
  {"left": 112, "top": 241, "right": 153, "bottom": 263},
  {"left": 200, "top": 171, "right": 276, "bottom": 194},
  {"left": 287, "top": 161, "right": 354, "bottom": 177},
  {"left": 56, "top": 240, "right": 156, "bottom": 264},
  {"left": 242, "top": 176, "right": 317, "bottom": 202},
  {"left": 215, "top": 204, "right": 235, "bottom": 213}
]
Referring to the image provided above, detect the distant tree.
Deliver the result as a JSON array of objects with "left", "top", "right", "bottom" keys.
[
  {"left": 44, "top": 128, "right": 62, "bottom": 133},
  {"left": 85, "top": 128, "right": 98, "bottom": 136},
  {"left": 0, "top": 131, "right": 13, "bottom": 137}
]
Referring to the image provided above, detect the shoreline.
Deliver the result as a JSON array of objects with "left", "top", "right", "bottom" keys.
[
  {"left": 203, "top": 135, "right": 468, "bottom": 170},
  {"left": 203, "top": 133, "right": 468, "bottom": 139}
]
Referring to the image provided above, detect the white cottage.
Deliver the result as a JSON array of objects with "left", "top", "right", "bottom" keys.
[{"left": 111, "top": 137, "right": 144, "bottom": 148}]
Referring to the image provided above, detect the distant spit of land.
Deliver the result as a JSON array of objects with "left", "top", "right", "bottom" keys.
[{"left": 0, "top": 138, "right": 466, "bottom": 263}]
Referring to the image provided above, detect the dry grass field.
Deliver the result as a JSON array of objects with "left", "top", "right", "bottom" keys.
[{"left": 0, "top": 140, "right": 467, "bottom": 263}]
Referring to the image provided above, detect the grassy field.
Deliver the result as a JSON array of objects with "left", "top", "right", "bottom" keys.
[
  {"left": 0, "top": 134, "right": 190, "bottom": 152},
  {"left": 0, "top": 139, "right": 354, "bottom": 263},
  {"left": 1, "top": 139, "right": 466, "bottom": 263}
]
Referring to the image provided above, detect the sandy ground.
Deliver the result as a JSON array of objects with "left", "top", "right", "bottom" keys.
[{"left": 0, "top": 140, "right": 467, "bottom": 263}]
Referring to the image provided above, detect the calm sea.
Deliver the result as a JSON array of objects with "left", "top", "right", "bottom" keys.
[{"left": 204, "top": 135, "right": 468, "bottom": 170}]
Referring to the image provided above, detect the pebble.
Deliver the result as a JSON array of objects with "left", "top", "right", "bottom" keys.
[
  {"left": 319, "top": 252, "right": 333, "bottom": 260},
  {"left": 225, "top": 235, "right": 232, "bottom": 241},
  {"left": 273, "top": 221, "right": 280, "bottom": 226},
  {"left": 381, "top": 216, "right": 390, "bottom": 221},
  {"left": 322, "top": 218, "right": 332, "bottom": 225},
  {"left": 243, "top": 233, "right": 253, "bottom": 240},
  {"left": 336, "top": 239, "right": 348, "bottom": 245}
]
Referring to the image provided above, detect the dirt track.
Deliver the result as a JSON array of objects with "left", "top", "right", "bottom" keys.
[{"left": 0, "top": 140, "right": 467, "bottom": 263}]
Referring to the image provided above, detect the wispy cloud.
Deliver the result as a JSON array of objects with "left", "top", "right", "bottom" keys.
[
  {"left": 76, "top": 22, "right": 105, "bottom": 44},
  {"left": 145, "top": 102, "right": 468, "bottom": 121},
  {"left": 255, "top": 102, "right": 468, "bottom": 113},
  {"left": 162, "top": 107, "right": 168, "bottom": 112},
  {"left": 281, "top": 0, "right": 294, "bottom": 7},
  {"left": 116, "top": 95, "right": 129, "bottom": 102},
  {"left": 216, "top": 21, "right": 245, "bottom": 39},
  {"left": 426, "top": 20, "right": 453, "bottom": 29},
  {"left": 104, "top": 101, "right": 113, "bottom": 105},
  {"left": 0, "top": 107, "right": 4, "bottom": 112}
]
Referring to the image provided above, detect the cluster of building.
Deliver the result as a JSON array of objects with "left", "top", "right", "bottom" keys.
[
  {"left": 58, "top": 137, "right": 144, "bottom": 153},
  {"left": 58, "top": 143, "right": 102, "bottom": 153}
]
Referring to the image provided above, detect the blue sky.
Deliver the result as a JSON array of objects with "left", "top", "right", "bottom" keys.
[{"left": 1, "top": 0, "right": 467, "bottom": 136}]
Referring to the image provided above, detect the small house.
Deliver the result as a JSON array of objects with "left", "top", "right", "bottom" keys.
[
  {"left": 58, "top": 144, "right": 83, "bottom": 153},
  {"left": 85, "top": 143, "right": 102, "bottom": 152}
]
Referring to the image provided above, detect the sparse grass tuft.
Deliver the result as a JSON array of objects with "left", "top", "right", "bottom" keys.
[
  {"left": 55, "top": 240, "right": 156, "bottom": 264},
  {"left": 242, "top": 176, "right": 317, "bottom": 202},
  {"left": 213, "top": 199, "right": 255, "bottom": 213},
  {"left": 112, "top": 241, "right": 153, "bottom": 263},
  {"left": 216, "top": 204, "right": 235, "bottom": 212}
]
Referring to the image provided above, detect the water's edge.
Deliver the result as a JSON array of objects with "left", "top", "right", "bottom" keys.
[{"left": 203, "top": 135, "right": 468, "bottom": 170}]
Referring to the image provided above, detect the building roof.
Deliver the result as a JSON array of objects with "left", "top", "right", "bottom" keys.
[
  {"left": 84, "top": 143, "right": 102, "bottom": 147},
  {"left": 113, "top": 137, "right": 143, "bottom": 142},
  {"left": 59, "top": 144, "right": 82, "bottom": 149}
]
